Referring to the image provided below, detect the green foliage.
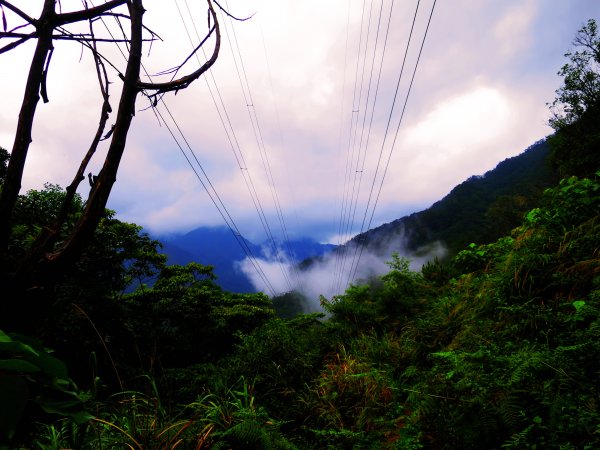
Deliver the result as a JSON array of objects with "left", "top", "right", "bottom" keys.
[
  {"left": 5, "top": 159, "right": 600, "bottom": 450},
  {"left": 271, "top": 290, "right": 310, "bottom": 318},
  {"left": 7, "top": 183, "right": 83, "bottom": 262},
  {"left": 224, "top": 314, "right": 332, "bottom": 425},
  {"left": 189, "top": 378, "right": 297, "bottom": 449},
  {"left": 421, "top": 256, "right": 454, "bottom": 286},
  {"left": 0, "top": 146, "right": 9, "bottom": 187},
  {"left": 123, "top": 262, "right": 275, "bottom": 369},
  {"left": 4, "top": 170, "right": 599, "bottom": 449},
  {"left": 302, "top": 345, "right": 399, "bottom": 448},
  {"left": 1, "top": 183, "right": 167, "bottom": 364},
  {"left": 393, "top": 174, "right": 600, "bottom": 448},
  {"left": 323, "top": 254, "right": 431, "bottom": 339},
  {"left": 549, "top": 19, "right": 600, "bottom": 129},
  {"left": 0, "top": 329, "right": 91, "bottom": 447},
  {"left": 548, "top": 19, "right": 600, "bottom": 177}
]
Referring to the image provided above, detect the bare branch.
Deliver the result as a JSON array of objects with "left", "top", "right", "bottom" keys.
[
  {"left": 213, "top": 0, "right": 254, "bottom": 22},
  {"left": 0, "top": 33, "right": 33, "bottom": 54},
  {"left": 45, "top": 0, "right": 145, "bottom": 270},
  {"left": 40, "top": 46, "right": 54, "bottom": 103},
  {"left": 20, "top": 0, "right": 115, "bottom": 275},
  {"left": 0, "top": 1, "right": 36, "bottom": 26},
  {"left": 1, "top": 4, "right": 6, "bottom": 31},
  {"left": 52, "top": 33, "right": 154, "bottom": 44},
  {"left": 0, "top": 0, "right": 55, "bottom": 255},
  {"left": 53, "top": 0, "right": 127, "bottom": 26},
  {"left": 153, "top": 24, "right": 214, "bottom": 78},
  {"left": 100, "top": 12, "right": 163, "bottom": 42},
  {"left": 55, "top": 25, "right": 124, "bottom": 75},
  {"left": 137, "top": 0, "right": 220, "bottom": 95},
  {"left": 9, "top": 22, "right": 34, "bottom": 34},
  {"left": 0, "top": 31, "right": 33, "bottom": 38}
]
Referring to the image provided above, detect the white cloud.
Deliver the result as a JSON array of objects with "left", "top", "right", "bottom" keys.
[
  {"left": 405, "top": 86, "right": 512, "bottom": 153},
  {"left": 1, "top": 0, "right": 597, "bottom": 245},
  {"left": 238, "top": 233, "right": 447, "bottom": 306}
]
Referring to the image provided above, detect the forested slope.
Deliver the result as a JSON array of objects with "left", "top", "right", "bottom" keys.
[{"left": 346, "top": 138, "right": 557, "bottom": 259}]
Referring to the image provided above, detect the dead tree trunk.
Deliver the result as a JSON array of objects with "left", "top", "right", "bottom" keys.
[
  {"left": 43, "top": 0, "right": 145, "bottom": 274},
  {"left": 0, "top": 0, "right": 56, "bottom": 259},
  {"left": 0, "top": 0, "right": 222, "bottom": 285}
]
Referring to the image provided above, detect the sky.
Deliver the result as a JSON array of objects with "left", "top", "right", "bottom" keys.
[{"left": 1, "top": 0, "right": 599, "bottom": 249}]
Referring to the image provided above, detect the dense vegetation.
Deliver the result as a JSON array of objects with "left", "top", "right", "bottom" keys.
[
  {"left": 1, "top": 19, "right": 598, "bottom": 450},
  {"left": 301, "top": 138, "right": 557, "bottom": 277}
]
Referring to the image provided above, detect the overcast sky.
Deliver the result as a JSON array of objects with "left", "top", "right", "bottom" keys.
[{"left": 1, "top": 1, "right": 599, "bottom": 245}]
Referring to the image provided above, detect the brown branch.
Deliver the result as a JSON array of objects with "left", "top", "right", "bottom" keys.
[
  {"left": 99, "top": 12, "right": 163, "bottom": 42},
  {"left": 45, "top": 0, "right": 144, "bottom": 271},
  {"left": 0, "top": 33, "right": 32, "bottom": 54},
  {"left": 15, "top": 17, "right": 114, "bottom": 280},
  {"left": 111, "top": 9, "right": 130, "bottom": 52},
  {"left": 153, "top": 24, "right": 214, "bottom": 78},
  {"left": 0, "top": 1, "right": 36, "bottom": 26},
  {"left": 0, "top": 31, "right": 31, "bottom": 37},
  {"left": 52, "top": 34, "right": 154, "bottom": 43},
  {"left": 54, "top": 25, "right": 124, "bottom": 75},
  {"left": 9, "top": 21, "right": 35, "bottom": 34},
  {"left": 137, "top": 0, "right": 220, "bottom": 95},
  {"left": 213, "top": 0, "right": 254, "bottom": 22},
  {"left": 0, "top": 0, "right": 55, "bottom": 257},
  {"left": 40, "top": 46, "right": 54, "bottom": 103},
  {"left": 52, "top": 0, "right": 127, "bottom": 26}
]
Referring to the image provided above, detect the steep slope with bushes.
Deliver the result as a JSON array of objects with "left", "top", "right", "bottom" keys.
[{"left": 347, "top": 138, "right": 557, "bottom": 259}]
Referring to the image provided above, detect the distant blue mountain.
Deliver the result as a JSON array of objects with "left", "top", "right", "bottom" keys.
[{"left": 158, "top": 226, "right": 335, "bottom": 293}]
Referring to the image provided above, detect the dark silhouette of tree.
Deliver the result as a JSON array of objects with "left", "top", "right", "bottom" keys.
[
  {"left": 548, "top": 19, "right": 600, "bottom": 177},
  {"left": 0, "top": 1, "right": 226, "bottom": 285},
  {"left": 549, "top": 19, "right": 600, "bottom": 129}
]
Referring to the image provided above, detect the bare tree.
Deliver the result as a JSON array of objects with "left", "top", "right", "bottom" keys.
[{"left": 0, "top": 0, "right": 224, "bottom": 281}]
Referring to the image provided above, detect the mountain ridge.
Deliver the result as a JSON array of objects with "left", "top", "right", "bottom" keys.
[
  {"left": 159, "top": 138, "right": 558, "bottom": 293},
  {"left": 301, "top": 138, "right": 557, "bottom": 275},
  {"left": 159, "top": 227, "right": 335, "bottom": 292}
]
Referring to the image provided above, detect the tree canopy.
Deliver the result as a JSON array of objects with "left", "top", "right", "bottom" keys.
[
  {"left": 549, "top": 19, "right": 600, "bottom": 129},
  {"left": 548, "top": 19, "right": 600, "bottom": 177},
  {"left": 0, "top": 0, "right": 221, "bottom": 288}
]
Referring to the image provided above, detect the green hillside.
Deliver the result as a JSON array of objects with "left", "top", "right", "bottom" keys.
[{"left": 351, "top": 138, "right": 557, "bottom": 258}]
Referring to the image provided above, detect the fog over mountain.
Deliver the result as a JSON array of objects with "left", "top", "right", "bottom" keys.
[
  {"left": 239, "top": 233, "right": 447, "bottom": 312},
  {"left": 236, "top": 137, "right": 556, "bottom": 308},
  {"left": 160, "top": 227, "right": 335, "bottom": 293}
]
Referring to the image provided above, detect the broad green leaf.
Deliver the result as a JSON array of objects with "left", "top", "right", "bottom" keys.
[
  {"left": 0, "top": 359, "right": 40, "bottom": 373},
  {"left": 0, "top": 329, "right": 12, "bottom": 343},
  {"left": 0, "top": 375, "right": 28, "bottom": 441},
  {"left": 572, "top": 300, "right": 586, "bottom": 311}
]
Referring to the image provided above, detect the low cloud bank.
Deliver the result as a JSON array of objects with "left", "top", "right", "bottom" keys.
[{"left": 237, "top": 232, "right": 446, "bottom": 312}]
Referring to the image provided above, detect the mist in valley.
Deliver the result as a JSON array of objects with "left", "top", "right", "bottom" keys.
[{"left": 238, "top": 231, "right": 447, "bottom": 312}]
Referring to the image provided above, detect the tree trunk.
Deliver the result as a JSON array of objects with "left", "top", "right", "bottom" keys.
[
  {"left": 0, "top": 0, "right": 55, "bottom": 259},
  {"left": 43, "top": 0, "right": 144, "bottom": 274}
]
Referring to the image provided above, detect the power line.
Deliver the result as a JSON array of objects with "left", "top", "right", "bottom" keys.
[
  {"left": 156, "top": 101, "right": 277, "bottom": 296},
  {"left": 332, "top": 0, "right": 368, "bottom": 293},
  {"left": 218, "top": 0, "right": 297, "bottom": 291},
  {"left": 351, "top": 0, "right": 437, "bottom": 284},
  {"left": 333, "top": 0, "right": 387, "bottom": 293},
  {"left": 336, "top": 0, "right": 377, "bottom": 292},
  {"left": 177, "top": 0, "right": 290, "bottom": 294},
  {"left": 257, "top": 18, "right": 304, "bottom": 288},
  {"left": 179, "top": 0, "right": 296, "bottom": 292},
  {"left": 346, "top": 0, "right": 395, "bottom": 286},
  {"left": 89, "top": 0, "right": 278, "bottom": 295},
  {"left": 341, "top": 0, "right": 389, "bottom": 289}
]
